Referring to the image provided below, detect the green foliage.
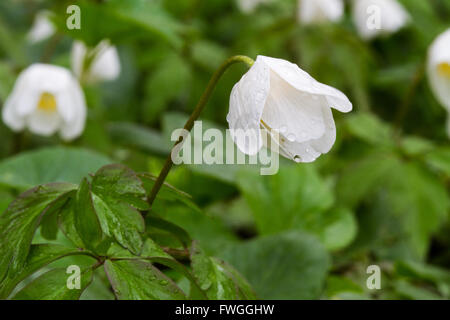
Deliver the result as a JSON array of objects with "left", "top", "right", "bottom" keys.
[{"left": 0, "top": 0, "right": 449, "bottom": 301}]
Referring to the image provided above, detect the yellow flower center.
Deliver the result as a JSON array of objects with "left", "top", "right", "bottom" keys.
[
  {"left": 437, "top": 62, "right": 450, "bottom": 78},
  {"left": 37, "top": 92, "right": 57, "bottom": 112}
]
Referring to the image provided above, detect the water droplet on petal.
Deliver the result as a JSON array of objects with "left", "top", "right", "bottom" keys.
[{"left": 287, "top": 133, "right": 296, "bottom": 142}]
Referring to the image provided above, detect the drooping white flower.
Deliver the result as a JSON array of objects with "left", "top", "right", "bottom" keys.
[
  {"left": 352, "top": 0, "right": 410, "bottom": 40},
  {"left": 227, "top": 56, "right": 352, "bottom": 163},
  {"left": 27, "top": 11, "right": 55, "bottom": 43},
  {"left": 427, "top": 29, "right": 450, "bottom": 136},
  {"left": 236, "top": 0, "right": 272, "bottom": 13},
  {"left": 298, "top": 0, "right": 344, "bottom": 25},
  {"left": 2, "top": 64, "right": 87, "bottom": 141},
  {"left": 71, "top": 40, "right": 121, "bottom": 84}
]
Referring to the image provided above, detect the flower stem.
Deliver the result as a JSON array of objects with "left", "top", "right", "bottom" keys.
[{"left": 146, "top": 55, "right": 254, "bottom": 207}]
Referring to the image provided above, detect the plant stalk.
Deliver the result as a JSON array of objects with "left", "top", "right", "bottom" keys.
[{"left": 146, "top": 55, "right": 254, "bottom": 207}]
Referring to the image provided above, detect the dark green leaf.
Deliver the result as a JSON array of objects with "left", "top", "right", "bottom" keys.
[
  {"left": 0, "top": 183, "right": 76, "bottom": 285},
  {"left": 74, "top": 178, "right": 103, "bottom": 251},
  {"left": 91, "top": 165, "right": 147, "bottom": 255},
  {"left": 0, "top": 244, "right": 94, "bottom": 299},
  {"left": 104, "top": 259, "right": 186, "bottom": 300},
  {"left": 220, "top": 231, "right": 330, "bottom": 299},
  {"left": 191, "top": 244, "right": 256, "bottom": 300}
]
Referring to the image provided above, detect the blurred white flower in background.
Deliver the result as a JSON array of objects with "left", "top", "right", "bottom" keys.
[
  {"left": 352, "top": 0, "right": 410, "bottom": 40},
  {"left": 27, "top": 11, "right": 55, "bottom": 43},
  {"left": 71, "top": 40, "right": 121, "bottom": 84},
  {"left": 298, "top": 0, "right": 344, "bottom": 25},
  {"left": 427, "top": 29, "right": 450, "bottom": 137},
  {"left": 2, "top": 64, "right": 87, "bottom": 141},
  {"left": 227, "top": 56, "right": 352, "bottom": 163},
  {"left": 236, "top": 0, "right": 272, "bottom": 13}
]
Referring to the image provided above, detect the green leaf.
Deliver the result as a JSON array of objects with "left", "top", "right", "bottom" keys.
[
  {"left": 191, "top": 244, "right": 256, "bottom": 300},
  {"left": 145, "top": 214, "right": 192, "bottom": 248},
  {"left": 236, "top": 164, "right": 336, "bottom": 239},
  {"left": 104, "top": 259, "right": 186, "bottom": 300},
  {"left": 74, "top": 178, "right": 103, "bottom": 251},
  {"left": 220, "top": 231, "right": 330, "bottom": 299},
  {"left": 0, "top": 147, "right": 111, "bottom": 190},
  {"left": 345, "top": 112, "right": 393, "bottom": 146},
  {"left": 59, "top": 0, "right": 183, "bottom": 48},
  {"left": 425, "top": 146, "right": 450, "bottom": 177},
  {"left": 336, "top": 151, "right": 399, "bottom": 207},
  {"left": 91, "top": 165, "right": 147, "bottom": 255},
  {"left": 108, "top": 122, "right": 170, "bottom": 156},
  {"left": 0, "top": 244, "right": 94, "bottom": 299},
  {"left": 138, "top": 173, "right": 199, "bottom": 211},
  {"left": 13, "top": 267, "right": 93, "bottom": 300},
  {"left": 0, "top": 183, "right": 76, "bottom": 285},
  {"left": 386, "top": 162, "right": 449, "bottom": 259},
  {"left": 325, "top": 276, "right": 365, "bottom": 299}
]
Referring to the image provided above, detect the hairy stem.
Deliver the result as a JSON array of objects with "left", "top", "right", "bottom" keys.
[{"left": 146, "top": 55, "right": 254, "bottom": 207}]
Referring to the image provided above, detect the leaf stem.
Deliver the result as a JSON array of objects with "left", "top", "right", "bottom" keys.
[{"left": 146, "top": 55, "right": 254, "bottom": 207}]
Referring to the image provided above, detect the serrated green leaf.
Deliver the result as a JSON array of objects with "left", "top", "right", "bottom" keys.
[
  {"left": 0, "top": 244, "right": 95, "bottom": 299},
  {"left": 91, "top": 165, "right": 147, "bottom": 255},
  {"left": 74, "top": 178, "right": 103, "bottom": 251},
  {"left": 0, "top": 183, "right": 76, "bottom": 285},
  {"left": 12, "top": 267, "right": 93, "bottom": 300},
  {"left": 104, "top": 259, "right": 186, "bottom": 300},
  {"left": 191, "top": 244, "right": 256, "bottom": 300},
  {"left": 138, "top": 172, "right": 199, "bottom": 212}
]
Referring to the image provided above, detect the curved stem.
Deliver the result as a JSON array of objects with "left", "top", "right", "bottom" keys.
[{"left": 147, "top": 55, "right": 254, "bottom": 207}]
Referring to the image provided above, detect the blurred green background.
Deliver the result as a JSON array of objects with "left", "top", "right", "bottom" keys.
[{"left": 0, "top": 0, "right": 449, "bottom": 300}]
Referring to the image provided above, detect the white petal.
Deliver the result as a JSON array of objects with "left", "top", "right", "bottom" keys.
[
  {"left": 26, "top": 109, "right": 61, "bottom": 136},
  {"left": 427, "top": 29, "right": 450, "bottom": 111},
  {"left": 2, "top": 95, "right": 25, "bottom": 131},
  {"left": 71, "top": 40, "right": 121, "bottom": 83},
  {"left": 27, "top": 11, "right": 55, "bottom": 43},
  {"left": 90, "top": 41, "right": 121, "bottom": 82},
  {"left": 353, "top": 0, "right": 410, "bottom": 40},
  {"left": 59, "top": 78, "right": 87, "bottom": 141},
  {"left": 71, "top": 41, "right": 87, "bottom": 80},
  {"left": 227, "top": 58, "right": 271, "bottom": 155},
  {"left": 258, "top": 55, "right": 352, "bottom": 112},
  {"left": 262, "top": 70, "right": 326, "bottom": 142},
  {"left": 298, "top": 0, "right": 344, "bottom": 25}
]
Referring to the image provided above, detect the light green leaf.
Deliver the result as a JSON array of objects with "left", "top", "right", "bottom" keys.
[
  {"left": 0, "top": 147, "right": 111, "bottom": 190},
  {"left": 236, "top": 164, "right": 336, "bottom": 240},
  {"left": 345, "top": 112, "right": 393, "bottom": 146},
  {"left": 13, "top": 267, "right": 93, "bottom": 300},
  {"left": 108, "top": 122, "right": 170, "bottom": 156}
]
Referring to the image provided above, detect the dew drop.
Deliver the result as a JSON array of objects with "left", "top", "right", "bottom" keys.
[
  {"left": 159, "top": 280, "right": 169, "bottom": 286},
  {"left": 287, "top": 133, "right": 296, "bottom": 142}
]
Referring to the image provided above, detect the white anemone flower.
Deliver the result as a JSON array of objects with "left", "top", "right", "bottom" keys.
[
  {"left": 427, "top": 29, "right": 450, "bottom": 136},
  {"left": 2, "top": 64, "right": 87, "bottom": 141},
  {"left": 298, "top": 0, "right": 344, "bottom": 25},
  {"left": 71, "top": 40, "right": 121, "bottom": 84},
  {"left": 237, "top": 0, "right": 272, "bottom": 13},
  {"left": 27, "top": 11, "right": 55, "bottom": 43},
  {"left": 227, "top": 56, "right": 352, "bottom": 163},
  {"left": 352, "top": 0, "right": 410, "bottom": 40}
]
